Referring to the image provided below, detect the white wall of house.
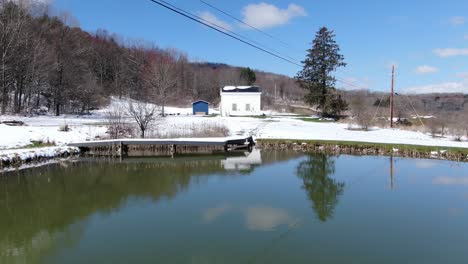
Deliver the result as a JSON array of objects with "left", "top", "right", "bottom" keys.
[{"left": 220, "top": 92, "right": 261, "bottom": 116}]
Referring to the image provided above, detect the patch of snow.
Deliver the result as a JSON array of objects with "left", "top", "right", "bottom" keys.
[
  {"left": 411, "top": 115, "right": 435, "bottom": 119},
  {"left": 0, "top": 146, "right": 79, "bottom": 166},
  {"left": 223, "top": 86, "right": 254, "bottom": 91}
]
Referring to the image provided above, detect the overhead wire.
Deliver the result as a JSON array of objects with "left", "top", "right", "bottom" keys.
[
  {"left": 147, "top": 0, "right": 375, "bottom": 91},
  {"left": 199, "top": 0, "right": 296, "bottom": 50},
  {"left": 147, "top": 0, "right": 302, "bottom": 67}
]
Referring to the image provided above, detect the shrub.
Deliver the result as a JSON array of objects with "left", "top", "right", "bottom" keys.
[{"left": 58, "top": 124, "right": 70, "bottom": 132}]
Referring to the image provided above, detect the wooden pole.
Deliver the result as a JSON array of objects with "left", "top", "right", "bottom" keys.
[
  {"left": 390, "top": 155, "right": 394, "bottom": 191},
  {"left": 390, "top": 65, "right": 395, "bottom": 128}
]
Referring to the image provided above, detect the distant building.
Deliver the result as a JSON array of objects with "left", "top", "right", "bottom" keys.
[
  {"left": 192, "top": 100, "right": 209, "bottom": 115},
  {"left": 219, "top": 86, "right": 262, "bottom": 117}
]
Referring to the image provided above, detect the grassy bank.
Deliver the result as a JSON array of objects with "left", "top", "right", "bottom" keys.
[{"left": 256, "top": 139, "right": 468, "bottom": 161}]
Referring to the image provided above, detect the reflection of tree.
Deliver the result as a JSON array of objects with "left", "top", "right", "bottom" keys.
[
  {"left": 296, "top": 154, "right": 345, "bottom": 222},
  {"left": 0, "top": 158, "right": 226, "bottom": 262}
]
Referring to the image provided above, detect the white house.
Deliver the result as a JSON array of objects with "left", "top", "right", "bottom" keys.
[{"left": 219, "top": 86, "right": 262, "bottom": 117}]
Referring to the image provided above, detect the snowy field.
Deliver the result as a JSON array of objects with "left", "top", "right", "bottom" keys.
[{"left": 1, "top": 98, "right": 467, "bottom": 152}]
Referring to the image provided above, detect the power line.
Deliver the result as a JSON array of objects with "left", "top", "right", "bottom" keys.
[
  {"left": 147, "top": 0, "right": 302, "bottom": 67},
  {"left": 199, "top": 0, "right": 294, "bottom": 49},
  {"left": 160, "top": 0, "right": 299, "bottom": 63},
  {"left": 147, "top": 0, "right": 372, "bottom": 91}
]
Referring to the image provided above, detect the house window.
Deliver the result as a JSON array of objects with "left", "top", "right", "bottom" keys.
[
  {"left": 245, "top": 104, "right": 251, "bottom": 111},
  {"left": 232, "top": 103, "right": 237, "bottom": 111}
]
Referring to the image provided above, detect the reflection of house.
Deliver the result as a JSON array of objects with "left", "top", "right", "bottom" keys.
[
  {"left": 219, "top": 86, "right": 262, "bottom": 117},
  {"left": 221, "top": 148, "right": 262, "bottom": 170}
]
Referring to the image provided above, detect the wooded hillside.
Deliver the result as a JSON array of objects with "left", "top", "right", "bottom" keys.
[{"left": 0, "top": 1, "right": 303, "bottom": 116}]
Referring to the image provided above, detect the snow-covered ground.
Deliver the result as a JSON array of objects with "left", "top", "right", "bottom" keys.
[
  {"left": 0, "top": 146, "right": 79, "bottom": 167},
  {"left": 1, "top": 98, "right": 467, "bottom": 152}
]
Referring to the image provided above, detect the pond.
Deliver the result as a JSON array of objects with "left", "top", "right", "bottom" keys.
[{"left": 1, "top": 150, "right": 468, "bottom": 264}]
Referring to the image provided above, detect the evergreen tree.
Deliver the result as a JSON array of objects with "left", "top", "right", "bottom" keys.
[
  {"left": 296, "top": 27, "right": 347, "bottom": 117},
  {"left": 240, "top": 67, "right": 256, "bottom": 85},
  {"left": 296, "top": 154, "right": 344, "bottom": 222}
]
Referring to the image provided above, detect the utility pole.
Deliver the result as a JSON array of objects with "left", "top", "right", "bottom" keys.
[
  {"left": 390, "top": 155, "right": 394, "bottom": 191},
  {"left": 390, "top": 65, "right": 395, "bottom": 128}
]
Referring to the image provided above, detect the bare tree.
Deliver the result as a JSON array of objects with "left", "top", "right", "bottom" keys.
[
  {"left": 105, "top": 104, "right": 130, "bottom": 139},
  {"left": 126, "top": 100, "right": 158, "bottom": 138},
  {"left": 350, "top": 90, "right": 373, "bottom": 130},
  {"left": 1, "top": 0, "right": 29, "bottom": 113},
  {"left": 145, "top": 54, "right": 178, "bottom": 116},
  {"left": 426, "top": 118, "right": 447, "bottom": 138}
]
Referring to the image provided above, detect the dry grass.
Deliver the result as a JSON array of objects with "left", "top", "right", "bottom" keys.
[{"left": 150, "top": 122, "right": 230, "bottom": 138}]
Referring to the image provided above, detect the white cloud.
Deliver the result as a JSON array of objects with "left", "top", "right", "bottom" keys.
[
  {"left": 241, "top": 3, "right": 306, "bottom": 29},
  {"left": 404, "top": 81, "right": 468, "bottom": 94},
  {"left": 433, "top": 176, "right": 468, "bottom": 185},
  {"left": 198, "top": 11, "right": 233, "bottom": 31},
  {"left": 449, "top": 16, "right": 465, "bottom": 26},
  {"left": 415, "top": 65, "right": 439, "bottom": 74},
  {"left": 434, "top": 48, "right": 468, "bottom": 57}
]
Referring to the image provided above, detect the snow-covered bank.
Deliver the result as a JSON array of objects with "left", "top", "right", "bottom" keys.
[
  {"left": 1, "top": 113, "right": 467, "bottom": 150},
  {"left": 0, "top": 146, "right": 79, "bottom": 168},
  {"left": 254, "top": 117, "right": 468, "bottom": 149},
  {"left": 1, "top": 98, "right": 467, "bottom": 154}
]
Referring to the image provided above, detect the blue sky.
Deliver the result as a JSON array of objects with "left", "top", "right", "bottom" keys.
[{"left": 52, "top": 0, "right": 468, "bottom": 93}]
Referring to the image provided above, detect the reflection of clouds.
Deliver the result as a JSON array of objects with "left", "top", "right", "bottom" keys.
[
  {"left": 202, "top": 204, "right": 232, "bottom": 223},
  {"left": 463, "top": 193, "right": 468, "bottom": 200},
  {"left": 433, "top": 177, "right": 468, "bottom": 185},
  {"left": 414, "top": 160, "right": 438, "bottom": 169},
  {"left": 202, "top": 204, "right": 300, "bottom": 232},
  {"left": 245, "top": 206, "right": 297, "bottom": 232},
  {"left": 448, "top": 207, "right": 463, "bottom": 216}
]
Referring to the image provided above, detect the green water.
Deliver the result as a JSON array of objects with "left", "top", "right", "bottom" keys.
[{"left": 1, "top": 150, "right": 468, "bottom": 264}]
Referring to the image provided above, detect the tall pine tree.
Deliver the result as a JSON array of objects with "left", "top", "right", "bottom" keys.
[
  {"left": 296, "top": 27, "right": 347, "bottom": 117},
  {"left": 240, "top": 67, "right": 256, "bottom": 85}
]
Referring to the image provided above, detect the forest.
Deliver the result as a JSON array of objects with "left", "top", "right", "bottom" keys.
[
  {"left": 0, "top": 0, "right": 303, "bottom": 116},
  {"left": 2, "top": 0, "right": 466, "bottom": 129}
]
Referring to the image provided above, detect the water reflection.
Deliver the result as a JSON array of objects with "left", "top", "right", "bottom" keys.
[
  {"left": 296, "top": 154, "right": 345, "bottom": 222},
  {"left": 202, "top": 204, "right": 298, "bottom": 232},
  {"left": 0, "top": 150, "right": 303, "bottom": 263},
  {"left": 2, "top": 152, "right": 466, "bottom": 263},
  {"left": 202, "top": 204, "right": 232, "bottom": 223},
  {"left": 245, "top": 206, "right": 297, "bottom": 232},
  {"left": 433, "top": 176, "right": 468, "bottom": 185},
  {"left": 221, "top": 148, "right": 262, "bottom": 171},
  {"left": 0, "top": 157, "right": 248, "bottom": 263}
]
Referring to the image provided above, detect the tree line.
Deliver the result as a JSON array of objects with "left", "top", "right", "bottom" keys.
[{"left": 0, "top": 1, "right": 303, "bottom": 116}]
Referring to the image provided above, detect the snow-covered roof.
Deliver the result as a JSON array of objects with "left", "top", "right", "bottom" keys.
[
  {"left": 221, "top": 86, "right": 261, "bottom": 93},
  {"left": 192, "top": 100, "right": 210, "bottom": 105}
]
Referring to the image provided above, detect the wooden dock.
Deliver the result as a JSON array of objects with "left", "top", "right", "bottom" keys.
[{"left": 68, "top": 136, "right": 255, "bottom": 157}]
